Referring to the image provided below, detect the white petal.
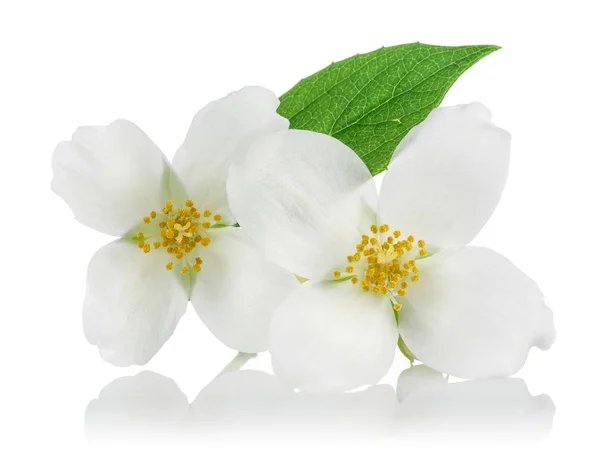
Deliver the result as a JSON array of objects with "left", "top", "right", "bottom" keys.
[
  {"left": 269, "top": 280, "right": 397, "bottom": 393},
  {"left": 172, "top": 86, "right": 288, "bottom": 224},
  {"left": 86, "top": 371, "right": 189, "bottom": 439},
  {"left": 191, "top": 227, "right": 297, "bottom": 353},
  {"left": 398, "top": 247, "right": 556, "bottom": 378},
  {"left": 83, "top": 240, "right": 188, "bottom": 366},
  {"left": 396, "top": 366, "right": 555, "bottom": 439},
  {"left": 228, "top": 130, "right": 377, "bottom": 279},
  {"left": 379, "top": 103, "right": 510, "bottom": 250},
  {"left": 52, "top": 120, "right": 181, "bottom": 236}
]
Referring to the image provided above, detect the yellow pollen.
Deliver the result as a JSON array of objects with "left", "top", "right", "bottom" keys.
[
  {"left": 393, "top": 303, "right": 402, "bottom": 311},
  {"left": 138, "top": 200, "right": 217, "bottom": 275},
  {"left": 334, "top": 224, "right": 427, "bottom": 301}
]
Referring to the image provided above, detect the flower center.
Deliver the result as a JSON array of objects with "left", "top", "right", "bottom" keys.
[
  {"left": 332, "top": 224, "right": 428, "bottom": 310},
  {"left": 133, "top": 199, "right": 222, "bottom": 275}
]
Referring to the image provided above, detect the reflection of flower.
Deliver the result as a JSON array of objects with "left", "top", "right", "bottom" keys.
[
  {"left": 86, "top": 370, "right": 398, "bottom": 440},
  {"left": 51, "top": 87, "right": 296, "bottom": 366},
  {"left": 396, "top": 365, "right": 555, "bottom": 440},
  {"left": 227, "top": 103, "right": 555, "bottom": 392},
  {"left": 86, "top": 366, "right": 554, "bottom": 441}
]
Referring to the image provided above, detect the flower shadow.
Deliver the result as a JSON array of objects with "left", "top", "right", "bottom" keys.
[{"left": 85, "top": 366, "right": 554, "bottom": 441}]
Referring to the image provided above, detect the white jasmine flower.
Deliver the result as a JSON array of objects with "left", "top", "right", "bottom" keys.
[
  {"left": 52, "top": 87, "right": 296, "bottom": 366},
  {"left": 227, "top": 103, "right": 556, "bottom": 392}
]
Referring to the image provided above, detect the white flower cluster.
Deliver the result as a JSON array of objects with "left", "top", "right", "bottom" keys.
[{"left": 52, "top": 87, "right": 555, "bottom": 392}]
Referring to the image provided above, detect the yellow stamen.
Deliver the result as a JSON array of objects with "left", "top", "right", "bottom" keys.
[{"left": 334, "top": 224, "right": 427, "bottom": 302}]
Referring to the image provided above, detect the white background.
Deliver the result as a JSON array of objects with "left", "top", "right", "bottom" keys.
[{"left": 0, "top": 0, "right": 598, "bottom": 455}]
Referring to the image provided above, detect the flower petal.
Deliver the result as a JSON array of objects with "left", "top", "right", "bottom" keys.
[
  {"left": 172, "top": 86, "right": 288, "bottom": 225},
  {"left": 379, "top": 103, "right": 510, "bottom": 250},
  {"left": 398, "top": 247, "right": 556, "bottom": 378},
  {"left": 83, "top": 240, "right": 188, "bottom": 366},
  {"left": 52, "top": 120, "right": 181, "bottom": 236},
  {"left": 191, "top": 227, "right": 297, "bottom": 353},
  {"left": 227, "top": 130, "right": 377, "bottom": 279},
  {"left": 269, "top": 280, "right": 397, "bottom": 393}
]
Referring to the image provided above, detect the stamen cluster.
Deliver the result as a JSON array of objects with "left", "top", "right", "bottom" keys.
[
  {"left": 135, "top": 199, "right": 221, "bottom": 274},
  {"left": 333, "top": 224, "right": 427, "bottom": 309}
]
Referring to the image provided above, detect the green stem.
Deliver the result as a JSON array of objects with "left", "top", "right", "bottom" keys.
[{"left": 216, "top": 352, "right": 257, "bottom": 377}]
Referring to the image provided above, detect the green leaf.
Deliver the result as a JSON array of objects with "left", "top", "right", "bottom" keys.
[{"left": 278, "top": 43, "right": 500, "bottom": 175}]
